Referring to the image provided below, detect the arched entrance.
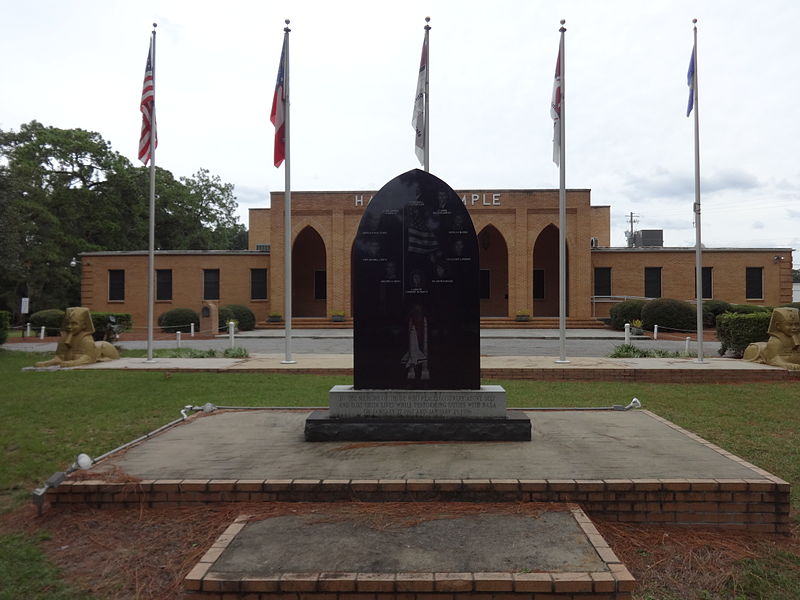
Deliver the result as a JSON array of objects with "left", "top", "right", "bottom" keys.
[
  {"left": 292, "top": 226, "right": 327, "bottom": 317},
  {"left": 477, "top": 225, "right": 509, "bottom": 317},
  {"left": 532, "top": 224, "right": 569, "bottom": 317}
]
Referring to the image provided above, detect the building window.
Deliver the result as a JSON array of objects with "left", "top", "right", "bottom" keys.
[
  {"left": 314, "top": 270, "right": 327, "bottom": 300},
  {"left": 156, "top": 269, "right": 172, "bottom": 301},
  {"left": 479, "top": 269, "right": 491, "bottom": 299},
  {"left": 694, "top": 266, "right": 712, "bottom": 299},
  {"left": 251, "top": 268, "right": 268, "bottom": 300},
  {"left": 533, "top": 269, "right": 545, "bottom": 300},
  {"left": 644, "top": 267, "right": 662, "bottom": 298},
  {"left": 108, "top": 270, "right": 125, "bottom": 301},
  {"left": 203, "top": 269, "right": 220, "bottom": 300},
  {"left": 594, "top": 267, "right": 611, "bottom": 296},
  {"left": 746, "top": 267, "right": 763, "bottom": 299}
]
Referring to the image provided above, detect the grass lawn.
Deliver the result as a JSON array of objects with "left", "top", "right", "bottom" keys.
[{"left": 1, "top": 347, "right": 798, "bottom": 599}]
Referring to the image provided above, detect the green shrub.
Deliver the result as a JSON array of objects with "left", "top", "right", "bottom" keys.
[
  {"left": 90, "top": 312, "right": 132, "bottom": 341},
  {"left": 157, "top": 308, "right": 200, "bottom": 333},
  {"left": 223, "top": 347, "right": 250, "bottom": 358},
  {"left": 609, "top": 299, "right": 646, "bottom": 330},
  {"left": 716, "top": 311, "right": 771, "bottom": 356},
  {"left": 641, "top": 298, "right": 696, "bottom": 332},
  {"left": 218, "top": 306, "right": 235, "bottom": 332},
  {"left": 221, "top": 304, "right": 255, "bottom": 331},
  {"left": 0, "top": 310, "right": 10, "bottom": 345},
  {"left": 729, "top": 303, "right": 770, "bottom": 314},
  {"left": 779, "top": 302, "right": 800, "bottom": 310},
  {"left": 608, "top": 343, "right": 691, "bottom": 358},
  {"left": 702, "top": 299, "right": 732, "bottom": 327},
  {"left": 29, "top": 309, "right": 65, "bottom": 336}
]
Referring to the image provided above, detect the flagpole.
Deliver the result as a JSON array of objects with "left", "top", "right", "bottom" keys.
[
  {"left": 423, "top": 17, "right": 430, "bottom": 172},
  {"left": 556, "top": 20, "right": 569, "bottom": 364},
  {"left": 691, "top": 18, "right": 704, "bottom": 363},
  {"left": 281, "top": 20, "right": 296, "bottom": 364},
  {"left": 146, "top": 23, "right": 157, "bottom": 363}
]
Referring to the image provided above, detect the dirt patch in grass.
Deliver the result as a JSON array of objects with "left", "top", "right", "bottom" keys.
[{"left": 1, "top": 503, "right": 798, "bottom": 600}]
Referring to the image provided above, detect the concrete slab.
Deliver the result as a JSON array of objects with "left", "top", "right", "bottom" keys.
[
  {"left": 216, "top": 510, "right": 604, "bottom": 573},
  {"left": 94, "top": 409, "right": 767, "bottom": 481}
]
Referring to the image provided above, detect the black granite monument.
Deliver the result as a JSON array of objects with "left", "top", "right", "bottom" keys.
[
  {"left": 305, "top": 169, "right": 530, "bottom": 441},
  {"left": 353, "top": 169, "right": 480, "bottom": 390}
]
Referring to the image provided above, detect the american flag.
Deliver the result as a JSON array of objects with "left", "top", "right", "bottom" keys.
[
  {"left": 138, "top": 36, "right": 156, "bottom": 165},
  {"left": 271, "top": 37, "right": 287, "bottom": 168},
  {"left": 407, "top": 208, "right": 437, "bottom": 254},
  {"left": 550, "top": 46, "right": 562, "bottom": 166}
]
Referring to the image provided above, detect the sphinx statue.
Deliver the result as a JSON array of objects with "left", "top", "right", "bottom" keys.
[
  {"left": 743, "top": 307, "right": 800, "bottom": 370},
  {"left": 34, "top": 307, "right": 120, "bottom": 368}
]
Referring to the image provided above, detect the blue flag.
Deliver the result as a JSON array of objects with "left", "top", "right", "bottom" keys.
[{"left": 686, "top": 45, "right": 696, "bottom": 117}]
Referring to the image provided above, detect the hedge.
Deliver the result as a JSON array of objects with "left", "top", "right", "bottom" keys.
[
  {"left": 702, "top": 299, "right": 732, "bottom": 327},
  {"left": 0, "top": 310, "right": 10, "bottom": 345},
  {"left": 90, "top": 312, "right": 132, "bottom": 341},
  {"left": 29, "top": 309, "right": 65, "bottom": 336},
  {"left": 218, "top": 306, "right": 236, "bottom": 332},
  {"left": 716, "top": 311, "right": 771, "bottom": 357},
  {"left": 609, "top": 299, "right": 646, "bottom": 330},
  {"left": 157, "top": 308, "right": 200, "bottom": 333},
  {"left": 728, "top": 303, "right": 770, "bottom": 314},
  {"left": 641, "top": 298, "right": 696, "bottom": 332},
  {"left": 221, "top": 304, "right": 256, "bottom": 331}
]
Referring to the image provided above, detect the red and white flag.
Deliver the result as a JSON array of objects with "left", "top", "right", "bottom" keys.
[
  {"left": 271, "top": 37, "right": 287, "bottom": 168},
  {"left": 138, "top": 36, "right": 156, "bottom": 165},
  {"left": 550, "top": 47, "right": 562, "bottom": 166},
  {"left": 412, "top": 33, "right": 428, "bottom": 166}
]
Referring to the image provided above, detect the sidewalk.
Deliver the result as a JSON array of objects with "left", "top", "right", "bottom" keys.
[{"left": 72, "top": 352, "right": 792, "bottom": 383}]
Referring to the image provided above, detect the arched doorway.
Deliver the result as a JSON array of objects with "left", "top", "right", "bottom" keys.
[
  {"left": 292, "top": 226, "right": 327, "bottom": 317},
  {"left": 477, "top": 225, "right": 509, "bottom": 317},
  {"left": 532, "top": 224, "right": 569, "bottom": 317}
]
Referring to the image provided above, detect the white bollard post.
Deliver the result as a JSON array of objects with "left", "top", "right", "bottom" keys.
[
  {"left": 228, "top": 321, "right": 235, "bottom": 348},
  {"left": 685, "top": 336, "right": 690, "bottom": 355},
  {"left": 653, "top": 324, "right": 659, "bottom": 340},
  {"left": 177, "top": 331, "right": 182, "bottom": 348},
  {"left": 190, "top": 322, "right": 195, "bottom": 337},
  {"left": 624, "top": 323, "right": 631, "bottom": 345},
  {"left": 40, "top": 326, "right": 46, "bottom": 339},
  {"left": 25, "top": 323, "right": 31, "bottom": 337}
]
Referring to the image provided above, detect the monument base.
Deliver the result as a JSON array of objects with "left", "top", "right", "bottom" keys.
[{"left": 304, "top": 410, "right": 531, "bottom": 442}]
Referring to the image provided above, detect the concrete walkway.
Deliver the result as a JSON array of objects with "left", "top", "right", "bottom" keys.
[{"left": 69, "top": 352, "right": 790, "bottom": 383}]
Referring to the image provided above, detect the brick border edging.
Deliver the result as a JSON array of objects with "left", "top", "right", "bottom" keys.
[
  {"left": 183, "top": 506, "right": 636, "bottom": 598},
  {"left": 48, "top": 475, "right": 789, "bottom": 534}
]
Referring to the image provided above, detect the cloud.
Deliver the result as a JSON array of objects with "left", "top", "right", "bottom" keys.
[
  {"left": 621, "top": 168, "right": 761, "bottom": 201},
  {"left": 752, "top": 221, "right": 765, "bottom": 229}
]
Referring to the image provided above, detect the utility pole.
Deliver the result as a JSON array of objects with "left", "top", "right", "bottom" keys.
[{"left": 626, "top": 212, "right": 639, "bottom": 247}]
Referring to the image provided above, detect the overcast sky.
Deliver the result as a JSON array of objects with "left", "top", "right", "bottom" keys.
[{"left": 2, "top": 0, "right": 798, "bottom": 261}]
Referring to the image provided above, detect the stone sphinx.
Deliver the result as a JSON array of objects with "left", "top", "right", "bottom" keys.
[
  {"left": 34, "top": 307, "right": 120, "bottom": 368},
  {"left": 743, "top": 307, "right": 800, "bottom": 370}
]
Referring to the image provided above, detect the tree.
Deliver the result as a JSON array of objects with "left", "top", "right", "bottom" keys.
[{"left": 0, "top": 121, "right": 247, "bottom": 318}]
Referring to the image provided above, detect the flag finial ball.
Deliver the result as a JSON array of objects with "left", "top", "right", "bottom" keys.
[
  {"left": 285, "top": 19, "right": 290, "bottom": 25},
  {"left": 560, "top": 19, "right": 565, "bottom": 25},
  {"left": 692, "top": 18, "right": 697, "bottom": 24},
  {"left": 425, "top": 16, "right": 430, "bottom": 22},
  {"left": 152, "top": 22, "right": 157, "bottom": 28}
]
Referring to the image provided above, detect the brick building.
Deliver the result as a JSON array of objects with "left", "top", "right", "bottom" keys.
[{"left": 80, "top": 188, "right": 793, "bottom": 330}]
